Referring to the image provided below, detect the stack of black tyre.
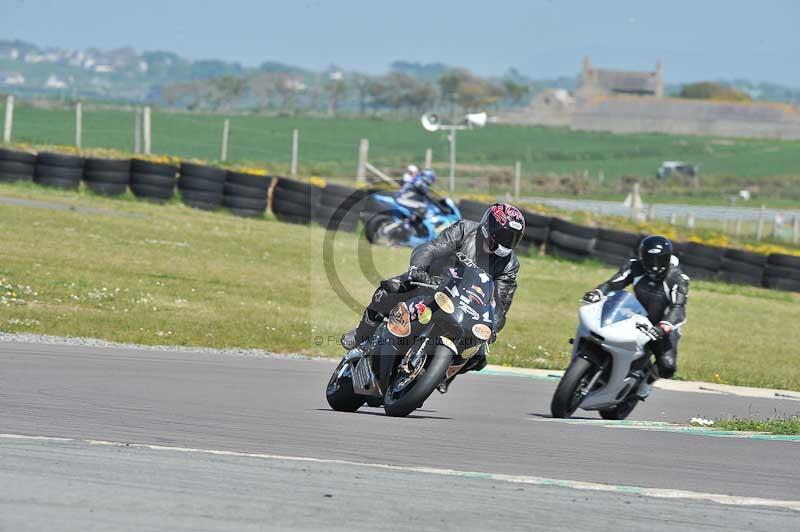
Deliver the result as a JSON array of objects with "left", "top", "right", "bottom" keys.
[
  {"left": 316, "top": 183, "right": 366, "bottom": 232},
  {"left": 592, "top": 228, "right": 641, "bottom": 266},
  {"left": 763, "top": 254, "right": 800, "bottom": 292},
  {"left": 0, "top": 148, "right": 35, "bottom": 182},
  {"left": 271, "top": 177, "right": 322, "bottom": 225},
  {"left": 178, "top": 162, "right": 226, "bottom": 210},
  {"left": 223, "top": 171, "right": 271, "bottom": 217},
  {"left": 546, "top": 218, "right": 598, "bottom": 261},
  {"left": 130, "top": 159, "right": 178, "bottom": 202},
  {"left": 677, "top": 242, "right": 725, "bottom": 280},
  {"left": 458, "top": 199, "right": 492, "bottom": 222},
  {"left": 717, "top": 248, "right": 765, "bottom": 287},
  {"left": 521, "top": 210, "right": 551, "bottom": 250},
  {"left": 34, "top": 152, "right": 84, "bottom": 189},
  {"left": 83, "top": 157, "right": 130, "bottom": 196}
]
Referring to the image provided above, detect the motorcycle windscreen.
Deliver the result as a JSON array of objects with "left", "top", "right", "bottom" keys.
[{"left": 600, "top": 290, "right": 647, "bottom": 327}]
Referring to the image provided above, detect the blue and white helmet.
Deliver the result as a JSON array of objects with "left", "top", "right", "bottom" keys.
[{"left": 421, "top": 168, "right": 437, "bottom": 187}]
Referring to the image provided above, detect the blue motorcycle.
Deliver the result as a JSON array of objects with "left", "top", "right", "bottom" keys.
[{"left": 364, "top": 192, "right": 461, "bottom": 247}]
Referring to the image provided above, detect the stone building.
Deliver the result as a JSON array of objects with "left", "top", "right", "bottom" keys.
[{"left": 497, "top": 58, "right": 800, "bottom": 140}]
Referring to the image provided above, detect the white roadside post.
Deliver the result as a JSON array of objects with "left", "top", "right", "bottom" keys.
[
  {"left": 756, "top": 205, "right": 766, "bottom": 241},
  {"left": 75, "top": 102, "right": 83, "bottom": 149},
  {"left": 793, "top": 215, "right": 799, "bottom": 245},
  {"left": 143, "top": 106, "right": 152, "bottom": 155},
  {"left": 220, "top": 118, "right": 230, "bottom": 162},
  {"left": 291, "top": 129, "right": 299, "bottom": 177},
  {"left": 2, "top": 94, "right": 13, "bottom": 144},
  {"left": 513, "top": 160, "right": 521, "bottom": 201},
  {"left": 424, "top": 148, "right": 432, "bottom": 169},
  {"left": 356, "top": 138, "right": 369, "bottom": 185}
]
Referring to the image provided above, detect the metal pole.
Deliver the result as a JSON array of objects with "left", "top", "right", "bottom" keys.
[
  {"left": 75, "top": 102, "right": 83, "bottom": 148},
  {"left": 220, "top": 118, "right": 230, "bottom": 162},
  {"left": 3, "top": 94, "right": 14, "bottom": 143},
  {"left": 449, "top": 127, "right": 456, "bottom": 194},
  {"left": 134, "top": 108, "right": 142, "bottom": 154},
  {"left": 356, "top": 138, "right": 369, "bottom": 185},
  {"left": 756, "top": 205, "right": 765, "bottom": 241},
  {"left": 513, "top": 160, "right": 521, "bottom": 200},
  {"left": 424, "top": 148, "right": 432, "bottom": 169},
  {"left": 291, "top": 129, "right": 299, "bottom": 177},
  {"left": 143, "top": 106, "right": 152, "bottom": 155}
]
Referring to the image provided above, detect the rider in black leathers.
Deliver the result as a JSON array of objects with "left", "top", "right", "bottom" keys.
[
  {"left": 583, "top": 235, "right": 689, "bottom": 379},
  {"left": 342, "top": 203, "right": 526, "bottom": 382}
]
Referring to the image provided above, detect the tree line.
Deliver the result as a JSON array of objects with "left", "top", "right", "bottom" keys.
[{"left": 161, "top": 67, "right": 532, "bottom": 116}]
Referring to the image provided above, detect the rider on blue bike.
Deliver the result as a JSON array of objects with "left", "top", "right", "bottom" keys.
[{"left": 396, "top": 168, "right": 439, "bottom": 234}]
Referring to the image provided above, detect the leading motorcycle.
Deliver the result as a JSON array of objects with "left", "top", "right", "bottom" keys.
[
  {"left": 364, "top": 192, "right": 461, "bottom": 248},
  {"left": 326, "top": 259, "right": 494, "bottom": 417},
  {"left": 550, "top": 290, "right": 661, "bottom": 420}
]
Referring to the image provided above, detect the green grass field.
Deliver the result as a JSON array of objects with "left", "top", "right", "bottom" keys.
[
  {"left": 5, "top": 101, "right": 800, "bottom": 203},
  {"left": 1, "top": 181, "right": 799, "bottom": 390}
]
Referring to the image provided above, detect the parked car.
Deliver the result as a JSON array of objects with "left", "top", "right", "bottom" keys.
[{"left": 657, "top": 161, "right": 697, "bottom": 179}]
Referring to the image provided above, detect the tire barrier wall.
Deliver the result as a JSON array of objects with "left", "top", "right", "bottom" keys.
[
  {"left": 455, "top": 198, "right": 800, "bottom": 293},
  {"left": 0, "top": 148, "right": 35, "bottom": 183},
  {"left": 1, "top": 147, "right": 799, "bottom": 292}
]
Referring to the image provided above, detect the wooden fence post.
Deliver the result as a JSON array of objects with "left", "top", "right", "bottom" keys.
[
  {"left": 2, "top": 94, "right": 13, "bottom": 143},
  {"left": 75, "top": 102, "right": 83, "bottom": 148},
  {"left": 143, "top": 106, "right": 152, "bottom": 155},
  {"left": 220, "top": 118, "right": 230, "bottom": 162},
  {"left": 290, "top": 129, "right": 299, "bottom": 177},
  {"left": 356, "top": 138, "right": 369, "bottom": 185}
]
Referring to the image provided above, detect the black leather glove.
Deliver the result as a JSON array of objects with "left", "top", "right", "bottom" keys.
[
  {"left": 488, "top": 330, "right": 497, "bottom": 345},
  {"left": 582, "top": 289, "right": 603, "bottom": 303},
  {"left": 408, "top": 266, "right": 432, "bottom": 285},
  {"left": 646, "top": 324, "right": 665, "bottom": 342}
]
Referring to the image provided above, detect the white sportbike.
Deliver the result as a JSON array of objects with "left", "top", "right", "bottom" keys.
[{"left": 550, "top": 290, "right": 662, "bottom": 420}]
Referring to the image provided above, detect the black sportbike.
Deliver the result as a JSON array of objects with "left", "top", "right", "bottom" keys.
[{"left": 326, "top": 262, "right": 495, "bottom": 417}]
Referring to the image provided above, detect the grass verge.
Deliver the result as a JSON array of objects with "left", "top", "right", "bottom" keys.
[
  {"left": 1, "top": 182, "right": 800, "bottom": 390},
  {"left": 692, "top": 417, "right": 800, "bottom": 435}
]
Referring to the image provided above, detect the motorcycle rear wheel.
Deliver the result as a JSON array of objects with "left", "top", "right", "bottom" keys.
[
  {"left": 550, "top": 357, "right": 596, "bottom": 418},
  {"left": 365, "top": 215, "right": 397, "bottom": 246},
  {"left": 383, "top": 344, "right": 452, "bottom": 417},
  {"left": 326, "top": 359, "right": 366, "bottom": 412},
  {"left": 599, "top": 396, "right": 639, "bottom": 420}
]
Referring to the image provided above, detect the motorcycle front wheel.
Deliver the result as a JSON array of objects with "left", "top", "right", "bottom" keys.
[
  {"left": 383, "top": 344, "right": 452, "bottom": 417},
  {"left": 550, "top": 356, "right": 597, "bottom": 418}
]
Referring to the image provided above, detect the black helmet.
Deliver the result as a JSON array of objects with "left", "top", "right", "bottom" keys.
[
  {"left": 639, "top": 235, "right": 673, "bottom": 278},
  {"left": 479, "top": 203, "right": 526, "bottom": 257}
]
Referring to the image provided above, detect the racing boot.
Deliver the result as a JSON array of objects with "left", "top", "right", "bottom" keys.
[
  {"left": 340, "top": 312, "right": 381, "bottom": 352},
  {"left": 437, "top": 352, "right": 488, "bottom": 394}
]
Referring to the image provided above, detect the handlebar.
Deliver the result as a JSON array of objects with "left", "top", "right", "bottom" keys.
[{"left": 409, "top": 275, "right": 445, "bottom": 289}]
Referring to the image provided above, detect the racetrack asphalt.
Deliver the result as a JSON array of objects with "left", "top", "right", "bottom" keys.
[{"left": 1, "top": 340, "right": 798, "bottom": 531}]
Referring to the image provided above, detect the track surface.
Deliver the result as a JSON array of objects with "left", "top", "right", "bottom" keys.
[{"left": 1, "top": 341, "right": 799, "bottom": 530}]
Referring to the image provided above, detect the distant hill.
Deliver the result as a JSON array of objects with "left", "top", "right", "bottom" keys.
[{"left": 1, "top": 38, "right": 797, "bottom": 109}]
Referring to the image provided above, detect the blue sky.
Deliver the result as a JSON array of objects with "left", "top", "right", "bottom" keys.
[{"left": 2, "top": 0, "right": 798, "bottom": 86}]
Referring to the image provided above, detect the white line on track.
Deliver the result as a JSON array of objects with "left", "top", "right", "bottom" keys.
[{"left": 2, "top": 433, "right": 799, "bottom": 512}]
